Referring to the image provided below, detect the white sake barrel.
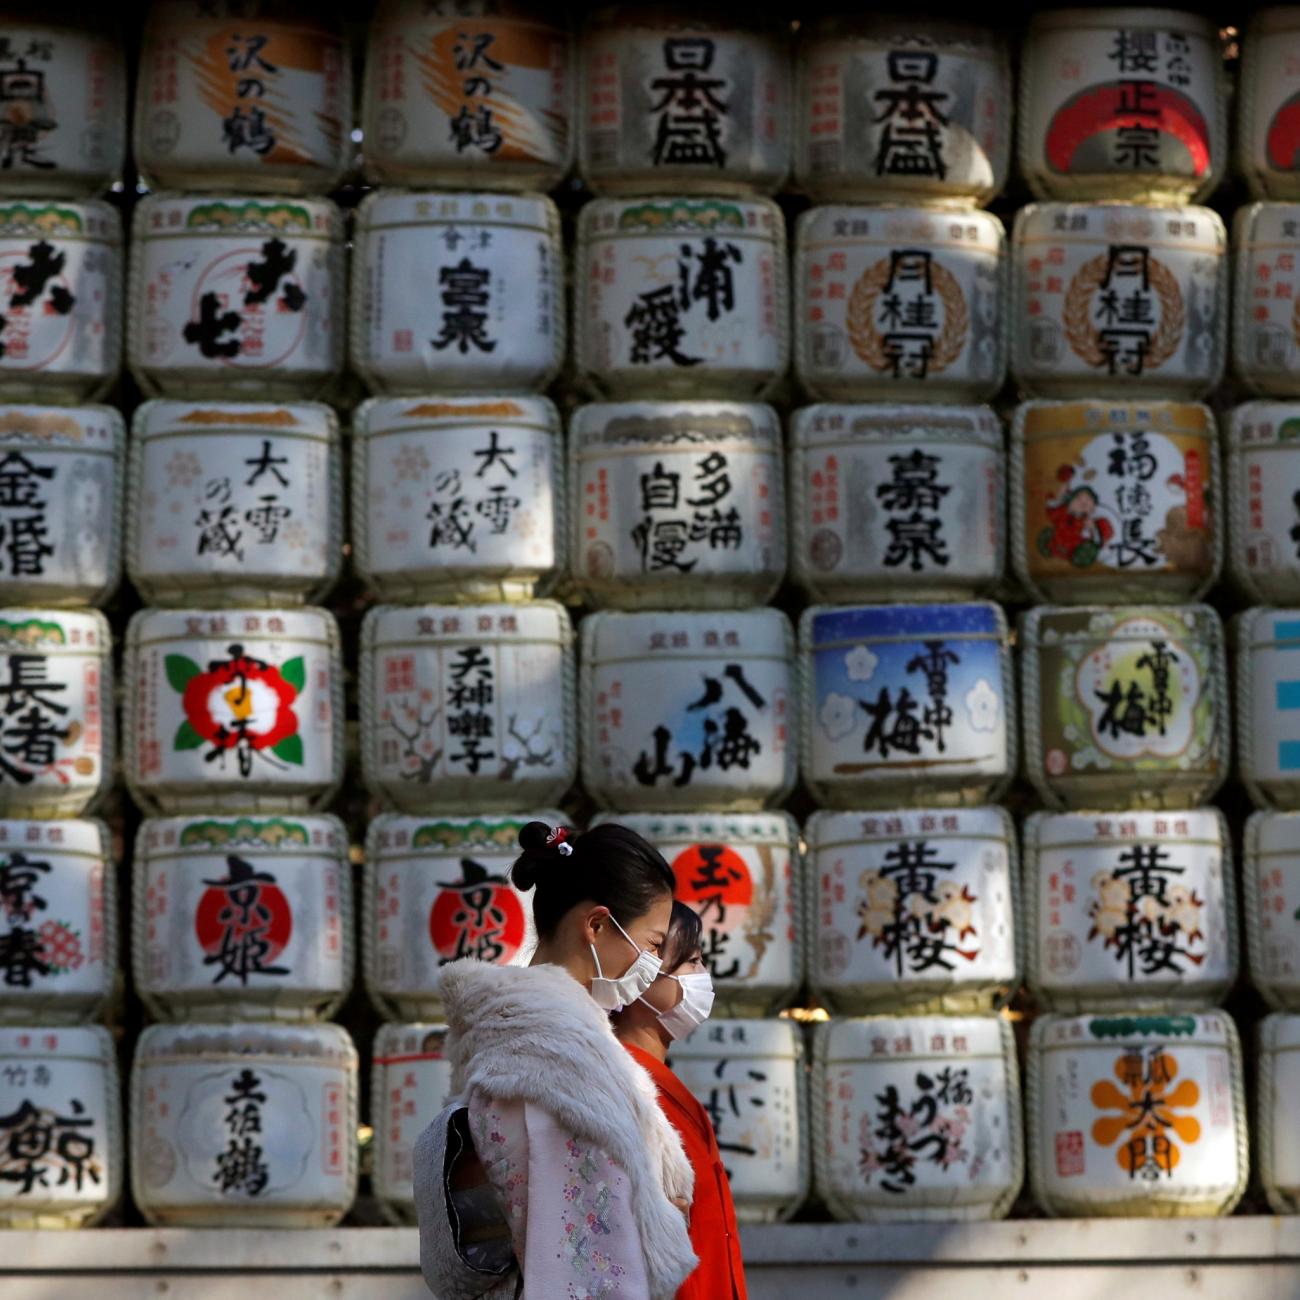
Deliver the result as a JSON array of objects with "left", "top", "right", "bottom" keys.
[
  {"left": 1226, "top": 402, "right": 1300, "bottom": 602},
  {"left": 799, "top": 602, "right": 1013, "bottom": 810},
  {"left": 1011, "top": 400, "right": 1221, "bottom": 604},
  {"left": 352, "top": 395, "right": 563, "bottom": 604},
  {"left": 371, "top": 1022, "right": 453, "bottom": 1224},
  {"left": 590, "top": 811, "right": 801, "bottom": 1015},
  {"left": 0, "top": 11, "right": 126, "bottom": 196},
  {"left": 131, "top": 1021, "right": 358, "bottom": 1227},
  {"left": 360, "top": 603, "right": 576, "bottom": 814},
  {"left": 128, "top": 194, "right": 344, "bottom": 402},
  {"left": 0, "top": 200, "right": 120, "bottom": 403},
  {"left": 789, "top": 403, "right": 1003, "bottom": 602},
  {"left": 1023, "top": 809, "right": 1236, "bottom": 1012},
  {"left": 1235, "top": 607, "right": 1300, "bottom": 810},
  {"left": 1236, "top": 9, "right": 1300, "bottom": 200},
  {"left": 0, "top": 609, "right": 110, "bottom": 819},
  {"left": 127, "top": 400, "right": 341, "bottom": 607},
  {"left": 575, "top": 196, "right": 787, "bottom": 399},
  {"left": 578, "top": 8, "right": 790, "bottom": 196},
  {"left": 1258, "top": 1011, "right": 1300, "bottom": 1212},
  {"left": 813, "top": 1015, "right": 1022, "bottom": 1222},
  {"left": 363, "top": 811, "right": 558, "bottom": 1021},
  {"left": 1018, "top": 9, "right": 1226, "bottom": 203},
  {"left": 570, "top": 401, "right": 785, "bottom": 609},
  {"left": 0, "top": 819, "right": 114, "bottom": 1025},
  {"left": 0, "top": 404, "right": 123, "bottom": 607},
  {"left": 666, "top": 1018, "right": 807, "bottom": 1223},
  {"left": 1243, "top": 812, "right": 1300, "bottom": 1011},
  {"left": 134, "top": 814, "right": 352, "bottom": 1024},
  {"left": 1233, "top": 203, "right": 1300, "bottom": 396},
  {"left": 794, "top": 205, "right": 1006, "bottom": 404},
  {"left": 0, "top": 1024, "right": 121, "bottom": 1227},
  {"left": 807, "top": 808, "right": 1017, "bottom": 1015},
  {"left": 123, "top": 607, "right": 343, "bottom": 815},
  {"left": 580, "top": 608, "right": 796, "bottom": 812},
  {"left": 1020, "top": 604, "right": 1228, "bottom": 811},
  {"left": 361, "top": 0, "right": 572, "bottom": 191},
  {"left": 793, "top": 18, "right": 1009, "bottom": 206},
  {"left": 1027, "top": 1011, "right": 1247, "bottom": 1217},
  {"left": 133, "top": 0, "right": 350, "bottom": 194},
  {"left": 1011, "top": 203, "right": 1226, "bottom": 399},
  {"left": 350, "top": 190, "right": 565, "bottom": 396}
]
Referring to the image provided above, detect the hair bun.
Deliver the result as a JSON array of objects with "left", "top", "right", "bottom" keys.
[
  {"left": 512, "top": 821, "right": 573, "bottom": 892},
  {"left": 518, "top": 821, "right": 554, "bottom": 854}
]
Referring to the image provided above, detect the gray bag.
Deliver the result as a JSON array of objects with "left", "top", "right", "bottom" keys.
[{"left": 413, "top": 1102, "right": 521, "bottom": 1300}]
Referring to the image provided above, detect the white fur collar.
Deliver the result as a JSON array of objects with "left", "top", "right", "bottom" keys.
[{"left": 438, "top": 959, "right": 698, "bottom": 1299}]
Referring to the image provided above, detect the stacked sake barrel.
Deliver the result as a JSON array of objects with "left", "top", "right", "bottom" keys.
[
  {"left": 0, "top": 8, "right": 128, "bottom": 1231},
  {"left": 1012, "top": 9, "right": 1249, "bottom": 1219},
  {"left": 116, "top": 1, "right": 358, "bottom": 1229}
]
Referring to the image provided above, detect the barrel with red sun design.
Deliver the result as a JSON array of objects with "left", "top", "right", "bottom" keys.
[{"left": 1239, "top": 10, "right": 1300, "bottom": 199}]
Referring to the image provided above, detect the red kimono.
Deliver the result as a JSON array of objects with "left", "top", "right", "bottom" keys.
[{"left": 624, "top": 1043, "right": 748, "bottom": 1300}]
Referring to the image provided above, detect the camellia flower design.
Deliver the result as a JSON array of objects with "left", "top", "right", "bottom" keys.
[
  {"left": 165, "top": 643, "right": 305, "bottom": 778},
  {"left": 37, "top": 920, "right": 83, "bottom": 974},
  {"left": 1090, "top": 1046, "right": 1201, "bottom": 1180}
]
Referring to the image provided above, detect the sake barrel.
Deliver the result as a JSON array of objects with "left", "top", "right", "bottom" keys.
[
  {"left": 1010, "top": 203, "right": 1227, "bottom": 399},
  {"left": 133, "top": 0, "right": 350, "bottom": 194},
  {"left": 0, "top": 11, "right": 126, "bottom": 196},
  {"left": 794, "top": 205, "right": 1006, "bottom": 404},
  {"left": 350, "top": 190, "right": 564, "bottom": 396},
  {"left": 1236, "top": 9, "right": 1300, "bottom": 200},
  {"left": 1235, "top": 607, "right": 1300, "bottom": 810},
  {"left": 793, "top": 17, "right": 1009, "bottom": 206},
  {"left": 1232, "top": 203, "right": 1300, "bottom": 396},
  {"left": 0, "top": 609, "right": 111, "bottom": 819},
  {"left": 1011, "top": 400, "right": 1221, "bottom": 603},
  {"left": 575, "top": 196, "right": 788, "bottom": 399},
  {"left": 666, "top": 1018, "right": 807, "bottom": 1223},
  {"left": 360, "top": 603, "right": 576, "bottom": 814},
  {"left": 570, "top": 401, "right": 785, "bottom": 609},
  {"left": 127, "top": 400, "right": 341, "bottom": 607},
  {"left": 0, "top": 404, "right": 123, "bottom": 607},
  {"left": 363, "top": 811, "right": 558, "bottom": 1021},
  {"left": 0, "top": 819, "right": 115, "bottom": 1026},
  {"left": 578, "top": 7, "right": 790, "bottom": 196},
  {"left": 580, "top": 608, "right": 796, "bottom": 812},
  {"left": 1018, "top": 9, "right": 1226, "bottom": 203},
  {"left": 1243, "top": 811, "right": 1300, "bottom": 1011},
  {"left": 123, "top": 607, "right": 343, "bottom": 815},
  {"left": 800, "top": 602, "right": 1014, "bottom": 810},
  {"left": 371, "top": 1022, "right": 453, "bottom": 1224},
  {"left": 128, "top": 194, "right": 344, "bottom": 402},
  {"left": 0, "top": 1025, "right": 121, "bottom": 1227},
  {"left": 1020, "top": 604, "right": 1227, "bottom": 811},
  {"left": 789, "top": 403, "right": 1003, "bottom": 602},
  {"left": 812, "top": 1015, "right": 1022, "bottom": 1222},
  {"left": 1258, "top": 1011, "right": 1300, "bottom": 1212},
  {"left": 352, "top": 395, "right": 563, "bottom": 605},
  {"left": 1023, "top": 809, "right": 1236, "bottom": 1012},
  {"left": 590, "top": 811, "right": 801, "bottom": 1015},
  {"left": 131, "top": 1022, "right": 358, "bottom": 1227},
  {"left": 806, "top": 808, "right": 1017, "bottom": 1015},
  {"left": 134, "top": 814, "right": 352, "bottom": 1024},
  {"left": 0, "top": 199, "right": 121, "bottom": 403},
  {"left": 1027, "top": 1011, "right": 1247, "bottom": 1217},
  {"left": 361, "top": 0, "right": 572, "bottom": 191},
  {"left": 1226, "top": 402, "right": 1300, "bottom": 603}
]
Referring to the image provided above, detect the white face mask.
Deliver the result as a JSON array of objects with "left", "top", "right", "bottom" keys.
[
  {"left": 641, "top": 970, "right": 715, "bottom": 1041},
  {"left": 589, "top": 914, "right": 662, "bottom": 1012}
]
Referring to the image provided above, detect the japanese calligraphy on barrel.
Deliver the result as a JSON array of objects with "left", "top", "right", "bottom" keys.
[
  {"left": 1232, "top": 203, "right": 1300, "bottom": 395},
  {"left": 1236, "top": 9, "right": 1300, "bottom": 200},
  {"left": 1243, "top": 812, "right": 1300, "bottom": 1011},
  {"left": 1258, "top": 1012, "right": 1300, "bottom": 1212},
  {"left": 1226, "top": 403, "right": 1300, "bottom": 603}
]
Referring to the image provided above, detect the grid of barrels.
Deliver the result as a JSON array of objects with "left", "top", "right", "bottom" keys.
[{"left": 9, "top": 0, "right": 1300, "bottom": 1235}]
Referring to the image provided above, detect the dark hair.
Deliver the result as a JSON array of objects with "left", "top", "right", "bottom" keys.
[
  {"left": 660, "top": 899, "right": 703, "bottom": 974},
  {"left": 511, "top": 821, "right": 676, "bottom": 938}
]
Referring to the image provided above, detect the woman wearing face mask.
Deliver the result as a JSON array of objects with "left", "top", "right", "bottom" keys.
[
  {"left": 613, "top": 901, "right": 748, "bottom": 1300},
  {"left": 413, "top": 820, "right": 698, "bottom": 1300}
]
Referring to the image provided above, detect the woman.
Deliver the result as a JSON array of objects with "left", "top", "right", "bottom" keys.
[
  {"left": 414, "top": 820, "right": 698, "bottom": 1300},
  {"left": 613, "top": 901, "right": 749, "bottom": 1300}
]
